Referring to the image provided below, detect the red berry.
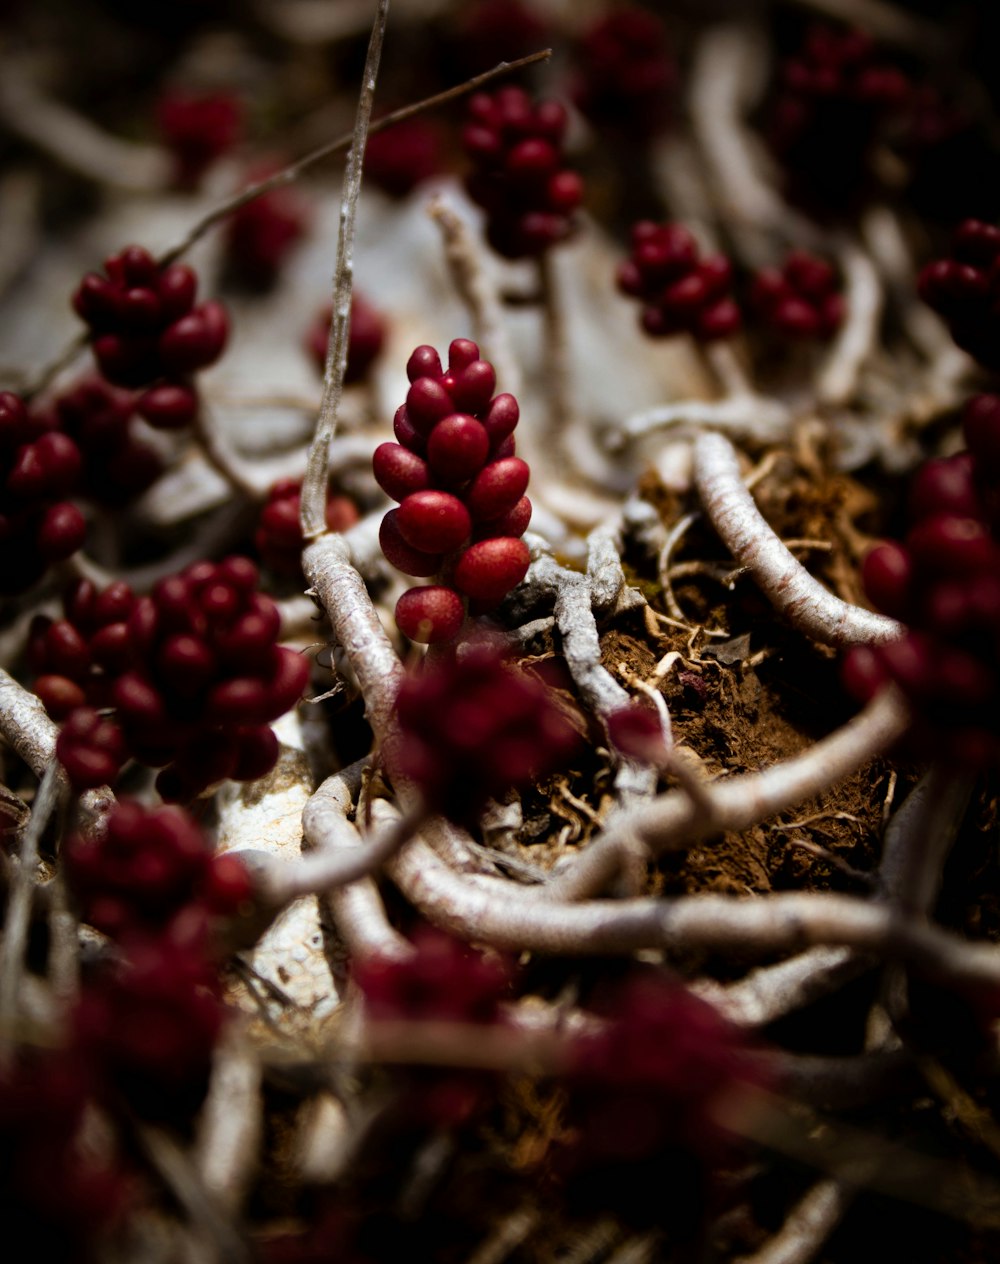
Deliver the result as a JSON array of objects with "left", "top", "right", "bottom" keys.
[
  {"left": 426, "top": 414, "right": 490, "bottom": 482},
  {"left": 453, "top": 537, "right": 530, "bottom": 602},
  {"left": 397, "top": 490, "right": 472, "bottom": 554},
  {"left": 395, "top": 585, "right": 466, "bottom": 643}
]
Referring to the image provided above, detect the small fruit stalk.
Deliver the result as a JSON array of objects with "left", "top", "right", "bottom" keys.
[{"left": 375, "top": 338, "right": 531, "bottom": 643}]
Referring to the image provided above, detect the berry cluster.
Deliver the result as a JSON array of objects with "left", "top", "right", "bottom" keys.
[
  {"left": 845, "top": 394, "right": 1000, "bottom": 762},
  {"left": 33, "top": 563, "right": 308, "bottom": 798},
  {"left": 768, "top": 25, "right": 909, "bottom": 211},
  {"left": 112, "top": 557, "right": 309, "bottom": 799},
  {"left": 462, "top": 87, "right": 583, "bottom": 259},
  {"left": 29, "top": 577, "right": 137, "bottom": 717},
  {"left": 65, "top": 799, "right": 251, "bottom": 939},
  {"left": 750, "top": 250, "right": 844, "bottom": 342},
  {"left": 55, "top": 707, "right": 126, "bottom": 792},
  {"left": 376, "top": 339, "right": 532, "bottom": 643},
  {"left": 0, "top": 391, "right": 86, "bottom": 594},
  {"left": 72, "top": 245, "right": 228, "bottom": 428},
  {"left": 155, "top": 89, "right": 243, "bottom": 188},
  {"left": 223, "top": 163, "right": 310, "bottom": 288},
  {"left": 255, "top": 477, "right": 359, "bottom": 576},
  {"left": 387, "top": 637, "right": 580, "bottom": 824},
  {"left": 616, "top": 221, "right": 741, "bottom": 342},
  {"left": 571, "top": 8, "right": 675, "bottom": 141},
  {"left": 917, "top": 220, "right": 1000, "bottom": 370},
  {"left": 35, "top": 375, "right": 163, "bottom": 506},
  {"left": 305, "top": 292, "right": 387, "bottom": 385}
]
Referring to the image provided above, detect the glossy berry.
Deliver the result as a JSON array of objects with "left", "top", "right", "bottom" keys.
[
  {"left": 378, "top": 341, "right": 532, "bottom": 640},
  {"left": 306, "top": 292, "right": 387, "bottom": 384},
  {"left": 918, "top": 220, "right": 1000, "bottom": 369},
  {"left": 750, "top": 250, "right": 844, "bottom": 342},
  {"left": 462, "top": 87, "right": 583, "bottom": 259},
  {"left": 571, "top": 8, "right": 675, "bottom": 140},
  {"left": 394, "top": 585, "right": 465, "bottom": 644},
  {"left": 55, "top": 707, "right": 126, "bottom": 791},
  {"left": 38, "top": 375, "right": 163, "bottom": 503},
  {"left": 155, "top": 89, "right": 243, "bottom": 188},
  {"left": 617, "top": 222, "right": 741, "bottom": 343},
  {"left": 767, "top": 25, "right": 910, "bottom": 212},
  {"left": 387, "top": 637, "right": 579, "bottom": 823}
]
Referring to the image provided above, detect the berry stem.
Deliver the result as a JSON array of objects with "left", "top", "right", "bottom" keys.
[
  {"left": 693, "top": 430, "right": 901, "bottom": 646},
  {"left": 428, "top": 196, "right": 522, "bottom": 396},
  {"left": 191, "top": 402, "right": 267, "bottom": 501},
  {"left": 300, "top": 0, "right": 388, "bottom": 540},
  {"left": 537, "top": 250, "right": 574, "bottom": 435}
]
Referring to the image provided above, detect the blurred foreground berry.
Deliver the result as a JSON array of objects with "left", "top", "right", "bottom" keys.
[
  {"left": 918, "top": 219, "right": 1000, "bottom": 370},
  {"left": 617, "top": 221, "right": 741, "bottom": 342},
  {"left": 750, "top": 250, "right": 844, "bottom": 342},
  {"left": 462, "top": 86, "right": 583, "bottom": 259},
  {"left": 378, "top": 339, "right": 531, "bottom": 641},
  {"left": 0, "top": 390, "right": 86, "bottom": 593},
  {"left": 0, "top": 1050, "right": 129, "bottom": 1262},
  {"left": 571, "top": 7, "right": 675, "bottom": 141},
  {"left": 845, "top": 396, "right": 1000, "bottom": 762},
  {"left": 66, "top": 799, "right": 251, "bottom": 938},
  {"left": 387, "top": 637, "right": 580, "bottom": 824},
  {"left": 72, "top": 245, "right": 227, "bottom": 427},
  {"left": 155, "top": 89, "right": 243, "bottom": 188}
]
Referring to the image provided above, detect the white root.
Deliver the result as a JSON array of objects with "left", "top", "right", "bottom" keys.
[
  {"left": 816, "top": 243, "right": 883, "bottom": 407},
  {"left": 693, "top": 430, "right": 900, "bottom": 646},
  {"left": 733, "top": 1180, "right": 851, "bottom": 1264},
  {"left": 619, "top": 396, "right": 790, "bottom": 445}
]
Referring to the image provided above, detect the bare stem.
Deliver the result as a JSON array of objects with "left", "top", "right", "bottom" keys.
[{"left": 300, "top": 0, "right": 389, "bottom": 538}]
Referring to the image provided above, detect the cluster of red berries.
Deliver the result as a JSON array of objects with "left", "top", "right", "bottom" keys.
[
  {"left": 30, "top": 578, "right": 138, "bottom": 717},
  {"left": 72, "top": 244, "right": 228, "bottom": 428},
  {"left": 917, "top": 220, "right": 1000, "bottom": 370},
  {"left": 223, "top": 163, "right": 310, "bottom": 288},
  {"left": 35, "top": 375, "right": 163, "bottom": 506},
  {"left": 65, "top": 799, "right": 252, "bottom": 940},
  {"left": 0, "top": 391, "right": 86, "bottom": 594},
  {"left": 571, "top": 7, "right": 675, "bottom": 141},
  {"left": 462, "top": 87, "right": 583, "bottom": 259},
  {"left": 750, "top": 250, "right": 844, "bottom": 342},
  {"left": 376, "top": 339, "right": 532, "bottom": 643},
  {"left": 768, "top": 25, "right": 909, "bottom": 211},
  {"left": 255, "top": 477, "right": 359, "bottom": 576},
  {"left": 155, "top": 89, "right": 243, "bottom": 188},
  {"left": 845, "top": 394, "right": 1000, "bottom": 762},
  {"left": 388, "top": 637, "right": 579, "bottom": 823},
  {"left": 617, "top": 221, "right": 741, "bottom": 342},
  {"left": 305, "top": 292, "right": 387, "bottom": 385},
  {"left": 35, "top": 562, "right": 308, "bottom": 798}
]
